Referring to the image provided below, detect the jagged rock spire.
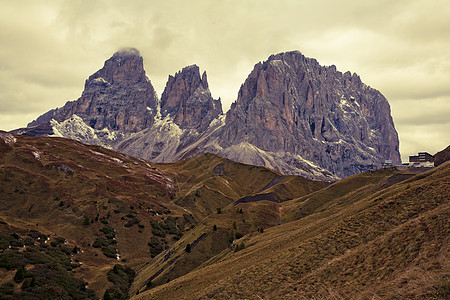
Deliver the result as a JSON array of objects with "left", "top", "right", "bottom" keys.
[{"left": 161, "top": 65, "right": 222, "bottom": 130}]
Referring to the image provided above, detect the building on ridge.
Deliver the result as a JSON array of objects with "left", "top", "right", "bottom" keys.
[{"left": 409, "top": 152, "right": 434, "bottom": 167}]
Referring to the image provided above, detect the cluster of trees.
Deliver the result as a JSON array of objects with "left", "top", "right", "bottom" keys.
[
  {"left": 103, "top": 264, "right": 135, "bottom": 300},
  {"left": 93, "top": 225, "right": 118, "bottom": 258},
  {"left": 0, "top": 230, "right": 96, "bottom": 299}
]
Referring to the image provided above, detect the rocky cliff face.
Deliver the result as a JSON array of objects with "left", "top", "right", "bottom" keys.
[
  {"left": 28, "top": 48, "right": 158, "bottom": 133},
  {"left": 218, "top": 51, "right": 400, "bottom": 178},
  {"left": 22, "top": 49, "right": 401, "bottom": 180},
  {"left": 161, "top": 65, "right": 222, "bottom": 131}
]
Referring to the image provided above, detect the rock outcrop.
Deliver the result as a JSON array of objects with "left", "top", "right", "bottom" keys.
[
  {"left": 161, "top": 65, "right": 222, "bottom": 130},
  {"left": 20, "top": 49, "right": 401, "bottom": 180},
  {"left": 28, "top": 48, "right": 158, "bottom": 133},
  {"left": 218, "top": 51, "right": 400, "bottom": 177}
]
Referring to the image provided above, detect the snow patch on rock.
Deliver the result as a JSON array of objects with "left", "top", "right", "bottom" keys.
[
  {"left": 50, "top": 115, "right": 125, "bottom": 149},
  {"left": 32, "top": 151, "right": 41, "bottom": 161},
  {"left": 0, "top": 132, "right": 17, "bottom": 144}
]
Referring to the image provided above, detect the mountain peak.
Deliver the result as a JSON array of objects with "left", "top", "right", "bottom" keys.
[
  {"left": 201, "top": 71, "right": 208, "bottom": 89},
  {"left": 181, "top": 64, "right": 199, "bottom": 71},
  {"left": 25, "top": 50, "right": 400, "bottom": 180},
  {"left": 27, "top": 48, "right": 158, "bottom": 132},
  {"left": 161, "top": 65, "right": 222, "bottom": 130},
  {"left": 87, "top": 48, "right": 146, "bottom": 85},
  {"left": 113, "top": 47, "right": 141, "bottom": 58},
  {"left": 221, "top": 50, "right": 401, "bottom": 178}
]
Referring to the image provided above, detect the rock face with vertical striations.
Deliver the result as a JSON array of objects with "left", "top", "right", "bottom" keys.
[
  {"left": 216, "top": 51, "right": 400, "bottom": 178},
  {"left": 28, "top": 48, "right": 158, "bottom": 133},
  {"left": 112, "top": 65, "right": 224, "bottom": 163},
  {"left": 161, "top": 65, "right": 222, "bottom": 131},
  {"left": 19, "top": 49, "right": 401, "bottom": 180}
]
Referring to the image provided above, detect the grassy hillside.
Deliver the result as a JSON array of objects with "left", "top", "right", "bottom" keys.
[
  {"left": 280, "top": 168, "right": 420, "bottom": 223},
  {"left": 135, "top": 162, "right": 449, "bottom": 299},
  {"left": 0, "top": 131, "right": 327, "bottom": 298},
  {"left": 434, "top": 145, "right": 450, "bottom": 167},
  {"left": 155, "top": 153, "right": 327, "bottom": 220},
  {"left": 0, "top": 131, "right": 189, "bottom": 297},
  {"left": 129, "top": 155, "right": 328, "bottom": 294},
  {"left": 2, "top": 131, "right": 447, "bottom": 299}
]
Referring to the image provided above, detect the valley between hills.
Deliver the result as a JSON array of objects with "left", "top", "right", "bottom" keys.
[{"left": 0, "top": 131, "right": 448, "bottom": 299}]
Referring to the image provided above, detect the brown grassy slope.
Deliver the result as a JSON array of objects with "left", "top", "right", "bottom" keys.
[
  {"left": 158, "top": 154, "right": 288, "bottom": 218},
  {"left": 0, "top": 131, "right": 327, "bottom": 297},
  {"left": 129, "top": 167, "right": 419, "bottom": 296},
  {"left": 129, "top": 172, "right": 327, "bottom": 294},
  {"left": 129, "top": 158, "right": 327, "bottom": 294},
  {"left": 135, "top": 162, "right": 450, "bottom": 299},
  {"left": 156, "top": 153, "right": 328, "bottom": 220},
  {"left": 255, "top": 175, "right": 329, "bottom": 203},
  {"left": 130, "top": 199, "right": 282, "bottom": 295},
  {"left": 435, "top": 145, "right": 450, "bottom": 167},
  {"left": 280, "top": 168, "right": 419, "bottom": 223},
  {"left": 0, "top": 131, "right": 185, "bottom": 296}
]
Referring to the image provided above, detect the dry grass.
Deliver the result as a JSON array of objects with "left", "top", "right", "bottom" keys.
[
  {"left": 0, "top": 133, "right": 190, "bottom": 296},
  {"left": 135, "top": 162, "right": 449, "bottom": 299},
  {"left": 0, "top": 132, "right": 326, "bottom": 298},
  {"left": 2, "top": 132, "right": 448, "bottom": 299}
]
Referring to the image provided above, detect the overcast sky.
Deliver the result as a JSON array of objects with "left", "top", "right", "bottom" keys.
[{"left": 0, "top": 0, "right": 449, "bottom": 161}]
